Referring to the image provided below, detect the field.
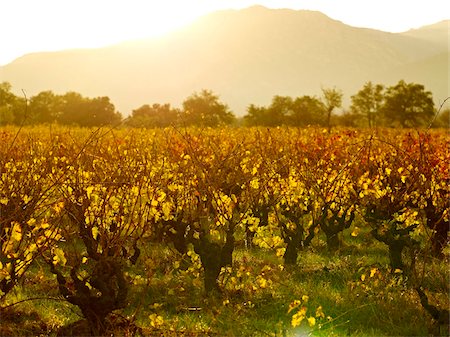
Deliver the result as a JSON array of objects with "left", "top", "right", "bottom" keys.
[{"left": 0, "top": 126, "right": 449, "bottom": 336}]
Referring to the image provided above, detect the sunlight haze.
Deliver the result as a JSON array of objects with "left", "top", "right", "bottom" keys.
[{"left": 1, "top": 0, "right": 449, "bottom": 66}]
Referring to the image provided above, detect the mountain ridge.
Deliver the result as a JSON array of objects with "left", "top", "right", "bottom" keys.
[{"left": 1, "top": 6, "right": 448, "bottom": 116}]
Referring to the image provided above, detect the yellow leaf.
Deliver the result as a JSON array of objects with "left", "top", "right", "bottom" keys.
[
  {"left": 148, "top": 314, "right": 164, "bottom": 328},
  {"left": 276, "top": 248, "right": 286, "bottom": 257},
  {"left": 307, "top": 316, "right": 316, "bottom": 327},
  {"left": 10, "top": 222, "right": 22, "bottom": 242},
  {"left": 86, "top": 186, "right": 94, "bottom": 199},
  {"left": 53, "top": 201, "right": 65, "bottom": 213},
  {"left": 288, "top": 300, "right": 301, "bottom": 314},
  {"left": 131, "top": 186, "right": 139, "bottom": 195},
  {"left": 92, "top": 226, "right": 99, "bottom": 240},
  {"left": 22, "top": 195, "right": 32, "bottom": 204},
  {"left": 40, "top": 222, "right": 50, "bottom": 229},
  {"left": 370, "top": 267, "right": 377, "bottom": 278},
  {"left": 315, "top": 305, "right": 325, "bottom": 318},
  {"left": 351, "top": 227, "right": 360, "bottom": 237},
  {"left": 291, "top": 306, "right": 307, "bottom": 327},
  {"left": 162, "top": 202, "right": 171, "bottom": 219},
  {"left": 53, "top": 247, "right": 67, "bottom": 266},
  {"left": 0, "top": 262, "right": 10, "bottom": 282},
  {"left": 0, "top": 197, "right": 9, "bottom": 205},
  {"left": 249, "top": 178, "right": 260, "bottom": 189},
  {"left": 257, "top": 275, "right": 268, "bottom": 289},
  {"left": 157, "top": 191, "right": 166, "bottom": 202},
  {"left": 360, "top": 274, "right": 366, "bottom": 281}
]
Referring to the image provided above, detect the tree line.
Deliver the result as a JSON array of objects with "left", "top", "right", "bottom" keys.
[
  {"left": 0, "top": 80, "right": 448, "bottom": 128},
  {"left": 0, "top": 84, "right": 121, "bottom": 127},
  {"left": 245, "top": 81, "right": 447, "bottom": 128}
]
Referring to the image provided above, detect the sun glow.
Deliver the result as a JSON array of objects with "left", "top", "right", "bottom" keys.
[
  {"left": 1, "top": 0, "right": 448, "bottom": 66},
  {"left": 1, "top": 1, "right": 212, "bottom": 65}
]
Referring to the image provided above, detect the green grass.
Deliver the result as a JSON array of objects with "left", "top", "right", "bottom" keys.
[{"left": 1, "top": 238, "right": 448, "bottom": 337}]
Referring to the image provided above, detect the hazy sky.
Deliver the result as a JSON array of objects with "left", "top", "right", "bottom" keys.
[{"left": 1, "top": 0, "right": 448, "bottom": 66}]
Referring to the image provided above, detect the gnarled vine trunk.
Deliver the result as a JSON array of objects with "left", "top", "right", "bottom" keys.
[{"left": 194, "top": 229, "right": 234, "bottom": 293}]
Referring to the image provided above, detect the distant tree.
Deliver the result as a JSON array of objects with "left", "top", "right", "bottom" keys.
[
  {"left": 432, "top": 107, "right": 449, "bottom": 128},
  {"left": 321, "top": 87, "right": 343, "bottom": 132},
  {"left": 86, "top": 96, "right": 122, "bottom": 127},
  {"left": 0, "top": 82, "right": 18, "bottom": 125},
  {"left": 289, "top": 95, "right": 325, "bottom": 126},
  {"left": 57, "top": 92, "right": 86, "bottom": 125},
  {"left": 334, "top": 110, "right": 363, "bottom": 128},
  {"left": 29, "top": 90, "right": 62, "bottom": 124},
  {"left": 268, "top": 95, "right": 293, "bottom": 125},
  {"left": 382, "top": 80, "right": 434, "bottom": 127},
  {"left": 128, "top": 103, "right": 179, "bottom": 128},
  {"left": 0, "top": 82, "right": 16, "bottom": 106},
  {"left": 244, "top": 96, "right": 292, "bottom": 126},
  {"left": 58, "top": 92, "right": 121, "bottom": 127},
  {"left": 181, "top": 89, "right": 235, "bottom": 127},
  {"left": 0, "top": 82, "right": 29, "bottom": 125},
  {"left": 0, "top": 106, "right": 15, "bottom": 125},
  {"left": 350, "top": 82, "right": 384, "bottom": 127},
  {"left": 244, "top": 104, "right": 270, "bottom": 126}
]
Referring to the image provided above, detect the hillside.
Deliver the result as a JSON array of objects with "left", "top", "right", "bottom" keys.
[
  {"left": 0, "top": 6, "right": 448, "bottom": 115},
  {"left": 401, "top": 20, "right": 449, "bottom": 51}
]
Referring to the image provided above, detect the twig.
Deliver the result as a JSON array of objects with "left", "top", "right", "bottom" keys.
[
  {"left": 427, "top": 96, "right": 450, "bottom": 130},
  {"left": 314, "top": 302, "right": 375, "bottom": 331},
  {"left": 5, "top": 89, "right": 28, "bottom": 157},
  {"left": 0, "top": 296, "right": 68, "bottom": 311}
]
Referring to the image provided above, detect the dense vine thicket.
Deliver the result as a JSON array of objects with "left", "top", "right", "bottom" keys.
[{"left": 0, "top": 126, "right": 448, "bottom": 335}]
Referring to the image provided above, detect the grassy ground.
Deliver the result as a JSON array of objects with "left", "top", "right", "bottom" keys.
[{"left": 1, "top": 230, "right": 448, "bottom": 337}]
